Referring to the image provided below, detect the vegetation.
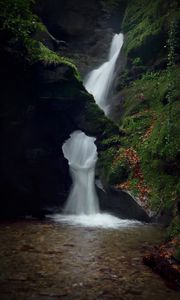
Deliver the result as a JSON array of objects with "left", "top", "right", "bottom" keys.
[
  {"left": 0, "top": 0, "right": 179, "bottom": 288},
  {"left": 98, "top": 0, "right": 180, "bottom": 242},
  {"left": 1, "top": 0, "right": 179, "bottom": 229},
  {"left": 101, "top": 0, "right": 121, "bottom": 9},
  {"left": 0, "top": 0, "right": 78, "bottom": 69},
  {"left": 122, "top": 0, "right": 179, "bottom": 64},
  {"left": 0, "top": 0, "right": 37, "bottom": 40}
]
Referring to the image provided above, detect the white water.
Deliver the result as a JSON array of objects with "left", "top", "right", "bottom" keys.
[
  {"left": 62, "top": 130, "right": 99, "bottom": 215},
  {"left": 56, "top": 129, "right": 142, "bottom": 228},
  {"left": 48, "top": 213, "right": 141, "bottom": 229},
  {"left": 84, "top": 33, "right": 124, "bottom": 114},
  {"left": 53, "top": 33, "right": 142, "bottom": 228}
]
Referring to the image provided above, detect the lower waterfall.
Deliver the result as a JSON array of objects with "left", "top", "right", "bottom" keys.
[
  {"left": 48, "top": 131, "right": 141, "bottom": 228},
  {"left": 62, "top": 131, "right": 99, "bottom": 215}
]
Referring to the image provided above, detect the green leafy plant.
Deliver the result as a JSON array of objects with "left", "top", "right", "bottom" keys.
[
  {"left": 132, "top": 57, "right": 142, "bottom": 66},
  {"left": 0, "top": 0, "right": 37, "bottom": 41}
]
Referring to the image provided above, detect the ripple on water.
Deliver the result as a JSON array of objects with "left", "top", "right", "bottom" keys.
[{"left": 0, "top": 220, "right": 179, "bottom": 300}]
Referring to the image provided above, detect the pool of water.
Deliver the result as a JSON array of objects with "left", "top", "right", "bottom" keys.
[{"left": 0, "top": 219, "right": 179, "bottom": 300}]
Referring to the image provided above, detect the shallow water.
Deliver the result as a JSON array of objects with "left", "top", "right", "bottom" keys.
[{"left": 0, "top": 219, "right": 179, "bottom": 300}]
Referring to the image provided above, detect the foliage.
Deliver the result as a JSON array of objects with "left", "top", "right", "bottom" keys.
[
  {"left": 98, "top": 146, "right": 117, "bottom": 184},
  {"left": 167, "top": 217, "right": 180, "bottom": 239},
  {"left": 100, "top": 135, "right": 122, "bottom": 147},
  {"left": 108, "top": 148, "right": 131, "bottom": 185},
  {"left": 108, "top": 160, "right": 130, "bottom": 185},
  {"left": 174, "top": 246, "right": 180, "bottom": 261},
  {"left": 132, "top": 57, "right": 142, "bottom": 66},
  {"left": 97, "top": 1, "right": 180, "bottom": 230},
  {"left": 101, "top": 0, "right": 120, "bottom": 9},
  {"left": 0, "top": 0, "right": 78, "bottom": 70},
  {"left": 85, "top": 102, "right": 118, "bottom": 139},
  {"left": 121, "top": 0, "right": 179, "bottom": 63},
  {"left": 0, "top": 0, "right": 37, "bottom": 41},
  {"left": 110, "top": 66, "right": 180, "bottom": 210},
  {"left": 115, "top": 148, "right": 150, "bottom": 202},
  {"left": 26, "top": 39, "right": 78, "bottom": 70}
]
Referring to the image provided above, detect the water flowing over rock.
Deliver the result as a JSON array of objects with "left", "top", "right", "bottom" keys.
[
  {"left": 61, "top": 131, "right": 148, "bottom": 227},
  {"left": 84, "top": 33, "right": 124, "bottom": 114},
  {"left": 62, "top": 131, "right": 99, "bottom": 215}
]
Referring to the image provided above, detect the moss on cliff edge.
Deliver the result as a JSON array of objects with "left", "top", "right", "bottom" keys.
[
  {"left": 122, "top": 0, "right": 179, "bottom": 65},
  {"left": 0, "top": 0, "right": 78, "bottom": 71},
  {"left": 106, "top": 0, "right": 180, "bottom": 239},
  {"left": 116, "top": 67, "right": 180, "bottom": 212}
]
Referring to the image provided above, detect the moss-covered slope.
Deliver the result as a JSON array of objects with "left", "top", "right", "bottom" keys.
[
  {"left": 122, "top": 0, "right": 179, "bottom": 66},
  {"left": 104, "top": 0, "right": 180, "bottom": 237}
]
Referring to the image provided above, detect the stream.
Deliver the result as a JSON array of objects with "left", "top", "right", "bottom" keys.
[{"left": 0, "top": 219, "right": 179, "bottom": 300}]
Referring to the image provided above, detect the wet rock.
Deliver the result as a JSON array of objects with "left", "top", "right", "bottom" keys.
[
  {"left": 143, "top": 239, "right": 180, "bottom": 290},
  {"left": 97, "top": 186, "right": 151, "bottom": 222},
  {"left": 36, "top": 0, "right": 126, "bottom": 75},
  {"left": 8, "top": 274, "right": 28, "bottom": 281},
  {"left": 0, "top": 47, "right": 116, "bottom": 217}
]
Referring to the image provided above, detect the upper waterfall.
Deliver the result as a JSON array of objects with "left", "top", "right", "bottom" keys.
[
  {"left": 84, "top": 33, "right": 124, "bottom": 114},
  {"left": 62, "top": 131, "right": 99, "bottom": 215}
]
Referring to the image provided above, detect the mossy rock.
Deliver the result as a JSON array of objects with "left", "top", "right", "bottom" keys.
[
  {"left": 108, "top": 160, "right": 131, "bottom": 185},
  {"left": 122, "top": 0, "right": 179, "bottom": 65},
  {"left": 167, "top": 216, "right": 180, "bottom": 239},
  {"left": 174, "top": 246, "right": 180, "bottom": 261}
]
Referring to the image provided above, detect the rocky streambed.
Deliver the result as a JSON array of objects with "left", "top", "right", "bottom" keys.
[{"left": 0, "top": 219, "right": 179, "bottom": 300}]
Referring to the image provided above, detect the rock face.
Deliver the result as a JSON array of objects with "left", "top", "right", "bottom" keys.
[
  {"left": 0, "top": 0, "right": 126, "bottom": 217},
  {"left": 0, "top": 43, "right": 118, "bottom": 217},
  {"left": 143, "top": 239, "right": 180, "bottom": 290},
  {"left": 1, "top": 0, "right": 167, "bottom": 221},
  {"left": 97, "top": 187, "right": 151, "bottom": 222},
  {"left": 36, "top": 0, "right": 126, "bottom": 75}
]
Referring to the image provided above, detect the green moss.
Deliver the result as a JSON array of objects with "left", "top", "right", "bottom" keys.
[
  {"left": 116, "top": 66, "right": 180, "bottom": 212},
  {"left": 98, "top": 146, "right": 117, "bottom": 183},
  {"left": 167, "top": 216, "right": 180, "bottom": 239},
  {"left": 132, "top": 57, "right": 142, "bottom": 66},
  {"left": 108, "top": 157, "right": 131, "bottom": 185},
  {"left": 0, "top": 0, "right": 80, "bottom": 76},
  {"left": 0, "top": 0, "right": 37, "bottom": 41},
  {"left": 120, "top": 67, "right": 179, "bottom": 119},
  {"left": 26, "top": 39, "right": 78, "bottom": 69},
  {"left": 97, "top": 65, "right": 179, "bottom": 204},
  {"left": 122, "top": 0, "right": 179, "bottom": 63},
  {"left": 174, "top": 246, "right": 180, "bottom": 261},
  {"left": 121, "top": 111, "right": 153, "bottom": 148},
  {"left": 84, "top": 101, "right": 118, "bottom": 138},
  {"left": 100, "top": 136, "right": 122, "bottom": 147},
  {"left": 101, "top": 0, "right": 120, "bottom": 9}
]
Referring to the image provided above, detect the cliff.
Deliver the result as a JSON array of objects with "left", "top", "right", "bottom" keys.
[{"left": 0, "top": 0, "right": 118, "bottom": 216}]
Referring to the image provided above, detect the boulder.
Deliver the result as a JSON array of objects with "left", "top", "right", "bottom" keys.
[{"left": 97, "top": 186, "right": 151, "bottom": 222}]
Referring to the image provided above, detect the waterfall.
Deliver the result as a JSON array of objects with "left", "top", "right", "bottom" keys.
[
  {"left": 47, "top": 32, "right": 142, "bottom": 228},
  {"left": 84, "top": 33, "right": 124, "bottom": 114},
  {"left": 62, "top": 131, "right": 99, "bottom": 215},
  {"left": 48, "top": 131, "right": 141, "bottom": 227}
]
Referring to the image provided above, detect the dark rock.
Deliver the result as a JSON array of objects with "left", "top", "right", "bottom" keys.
[
  {"left": 97, "top": 186, "right": 151, "bottom": 222},
  {"left": 0, "top": 43, "right": 118, "bottom": 217},
  {"left": 143, "top": 239, "right": 180, "bottom": 290},
  {"left": 36, "top": 0, "right": 126, "bottom": 76}
]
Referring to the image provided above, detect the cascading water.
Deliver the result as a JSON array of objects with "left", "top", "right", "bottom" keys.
[
  {"left": 47, "top": 32, "right": 141, "bottom": 228},
  {"left": 62, "top": 131, "right": 99, "bottom": 215},
  {"left": 48, "top": 128, "right": 140, "bottom": 228},
  {"left": 84, "top": 33, "right": 124, "bottom": 114}
]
